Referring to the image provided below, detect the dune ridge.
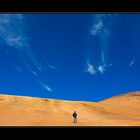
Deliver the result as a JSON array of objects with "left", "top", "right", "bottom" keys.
[{"left": 0, "top": 92, "right": 140, "bottom": 126}]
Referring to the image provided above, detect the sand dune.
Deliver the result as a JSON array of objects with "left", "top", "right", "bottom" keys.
[{"left": 0, "top": 92, "right": 140, "bottom": 126}]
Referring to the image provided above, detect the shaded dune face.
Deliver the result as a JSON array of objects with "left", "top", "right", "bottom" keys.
[{"left": 0, "top": 92, "right": 140, "bottom": 126}]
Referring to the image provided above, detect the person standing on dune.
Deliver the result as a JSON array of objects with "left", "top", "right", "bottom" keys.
[{"left": 72, "top": 111, "right": 78, "bottom": 123}]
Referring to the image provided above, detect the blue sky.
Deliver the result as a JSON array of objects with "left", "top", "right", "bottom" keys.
[{"left": 0, "top": 14, "right": 140, "bottom": 102}]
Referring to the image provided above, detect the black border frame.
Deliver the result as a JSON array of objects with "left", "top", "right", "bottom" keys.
[
  {"left": 0, "top": 1, "right": 140, "bottom": 128},
  {"left": 0, "top": 1, "right": 140, "bottom": 12}
]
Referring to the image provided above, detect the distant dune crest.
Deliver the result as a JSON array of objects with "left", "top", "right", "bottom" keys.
[{"left": 0, "top": 91, "right": 140, "bottom": 126}]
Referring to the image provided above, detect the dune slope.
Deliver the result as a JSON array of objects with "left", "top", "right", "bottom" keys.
[{"left": 0, "top": 92, "right": 140, "bottom": 126}]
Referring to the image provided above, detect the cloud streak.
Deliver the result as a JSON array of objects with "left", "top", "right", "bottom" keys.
[
  {"left": 84, "top": 61, "right": 96, "bottom": 75},
  {"left": 90, "top": 14, "right": 112, "bottom": 38},
  {"left": 98, "top": 65, "right": 105, "bottom": 74},
  {"left": 41, "top": 55, "right": 56, "bottom": 71},
  {"left": 47, "top": 64, "right": 56, "bottom": 70},
  {"left": 85, "top": 14, "right": 115, "bottom": 75},
  {"left": 129, "top": 60, "right": 135, "bottom": 66},
  {"left": 129, "top": 43, "right": 140, "bottom": 67},
  {"left": 0, "top": 14, "right": 53, "bottom": 93},
  {"left": 0, "top": 14, "right": 28, "bottom": 49},
  {"left": 0, "top": 14, "right": 46, "bottom": 73},
  {"left": 90, "top": 20, "right": 104, "bottom": 36},
  {"left": 42, "top": 84, "right": 53, "bottom": 92},
  {"left": 38, "top": 79, "right": 53, "bottom": 92},
  {"left": 98, "top": 64, "right": 112, "bottom": 74},
  {"left": 84, "top": 60, "right": 112, "bottom": 75}
]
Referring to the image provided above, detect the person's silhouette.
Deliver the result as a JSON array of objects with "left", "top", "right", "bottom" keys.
[{"left": 72, "top": 111, "right": 77, "bottom": 123}]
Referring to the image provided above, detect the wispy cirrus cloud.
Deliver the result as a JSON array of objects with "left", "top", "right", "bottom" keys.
[
  {"left": 85, "top": 14, "right": 115, "bottom": 76},
  {"left": 43, "top": 84, "right": 53, "bottom": 92},
  {"left": 84, "top": 60, "right": 112, "bottom": 75},
  {"left": 38, "top": 80, "right": 53, "bottom": 92},
  {"left": 47, "top": 64, "right": 56, "bottom": 70},
  {"left": 129, "top": 60, "right": 135, "bottom": 66},
  {"left": 41, "top": 55, "right": 57, "bottom": 71},
  {"left": 0, "top": 14, "right": 53, "bottom": 93},
  {"left": 90, "top": 19, "right": 104, "bottom": 36},
  {"left": 0, "top": 14, "right": 45, "bottom": 73},
  {"left": 84, "top": 62, "right": 96, "bottom": 75},
  {"left": 129, "top": 43, "right": 140, "bottom": 67},
  {"left": 98, "top": 64, "right": 112, "bottom": 74},
  {"left": 98, "top": 65, "right": 105, "bottom": 74},
  {"left": 31, "top": 70, "right": 38, "bottom": 76},
  {"left": 0, "top": 14, "right": 28, "bottom": 49},
  {"left": 90, "top": 14, "right": 112, "bottom": 37}
]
